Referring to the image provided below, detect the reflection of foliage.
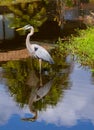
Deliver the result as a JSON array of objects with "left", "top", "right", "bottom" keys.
[
  {"left": 2, "top": 59, "right": 32, "bottom": 107},
  {"left": 33, "top": 83, "right": 62, "bottom": 110},
  {"left": 32, "top": 73, "right": 69, "bottom": 111},
  {"left": 2, "top": 49, "right": 69, "bottom": 110}
]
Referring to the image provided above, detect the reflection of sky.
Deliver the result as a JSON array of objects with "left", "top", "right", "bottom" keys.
[
  {"left": 0, "top": 84, "right": 25, "bottom": 125},
  {"left": 0, "top": 67, "right": 29, "bottom": 125},
  {"left": 0, "top": 63, "right": 94, "bottom": 130},
  {"left": 38, "top": 64, "right": 94, "bottom": 126}
]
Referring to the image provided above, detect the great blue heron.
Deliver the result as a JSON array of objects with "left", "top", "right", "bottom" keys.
[{"left": 16, "top": 25, "right": 54, "bottom": 73}]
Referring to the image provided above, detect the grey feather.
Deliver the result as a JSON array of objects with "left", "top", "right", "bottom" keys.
[
  {"left": 21, "top": 25, "right": 54, "bottom": 65},
  {"left": 29, "top": 44, "right": 54, "bottom": 64}
]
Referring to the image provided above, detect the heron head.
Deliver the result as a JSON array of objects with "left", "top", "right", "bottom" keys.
[
  {"left": 23, "top": 25, "right": 34, "bottom": 31},
  {"left": 16, "top": 25, "right": 34, "bottom": 34}
]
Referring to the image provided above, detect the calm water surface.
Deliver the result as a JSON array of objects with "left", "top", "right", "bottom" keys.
[{"left": 0, "top": 58, "right": 94, "bottom": 130}]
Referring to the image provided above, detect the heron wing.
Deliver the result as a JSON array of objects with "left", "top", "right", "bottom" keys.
[{"left": 33, "top": 44, "right": 54, "bottom": 64}]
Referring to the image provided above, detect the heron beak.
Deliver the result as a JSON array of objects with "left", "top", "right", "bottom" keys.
[{"left": 16, "top": 27, "right": 24, "bottom": 31}]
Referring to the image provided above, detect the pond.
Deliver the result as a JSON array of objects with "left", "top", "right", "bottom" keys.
[
  {"left": 0, "top": 0, "right": 94, "bottom": 130},
  {"left": 1, "top": 50, "right": 94, "bottom": 130},
  {"left": 0, "top": 56, "right": 94, "bottom": 130}
]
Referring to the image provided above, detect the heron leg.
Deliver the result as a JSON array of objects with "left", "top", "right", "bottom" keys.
[
  {"left": 39, "top": 59, "right": 42, "bottom": 74},
  {"left": 39, "top": 72, "right": 43, "bottom": 86}
]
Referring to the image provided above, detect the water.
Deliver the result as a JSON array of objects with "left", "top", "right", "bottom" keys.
[{"left": 0, "top": 59, "right": 94, "bottom": 130}]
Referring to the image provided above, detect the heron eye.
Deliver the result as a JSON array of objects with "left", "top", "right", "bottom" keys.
[{"left": 34, "top": 47, "right": 38, "bottom": 51}]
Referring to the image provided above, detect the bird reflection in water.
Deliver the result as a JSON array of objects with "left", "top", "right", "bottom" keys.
[{"left": 21, "top": 72, "right": 53, "bottom": 122}]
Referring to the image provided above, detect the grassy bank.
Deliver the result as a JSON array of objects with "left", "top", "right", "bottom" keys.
[
  {"left": 57, "top": 27, "right": 94, "bottom": 68},
  {"left": 68, "top": 27, "right": 94, "bottom": 67}
]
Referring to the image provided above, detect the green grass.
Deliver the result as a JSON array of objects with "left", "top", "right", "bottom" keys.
[
  {"left": 56, "top": 27, "right": 94, "bottom": 68},
  {"left": 68, "top": 27, "right": 94, "bottom": 67}
]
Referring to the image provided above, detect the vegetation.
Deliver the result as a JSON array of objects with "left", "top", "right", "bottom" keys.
[
  {"left": 65, "top": 0, "right": 74, "bottom": 7},
  {"left": 68, "top": 27, "right": 94, "bottom": 67},
  {"left": 7, "top": 1, "right": 48, "bottom": 30},
  {"left": 1, "top": 0, "right": 90, "bottom": 30},
  {"left": 56, "top": 27, "right": 94, "bottom": 68}
]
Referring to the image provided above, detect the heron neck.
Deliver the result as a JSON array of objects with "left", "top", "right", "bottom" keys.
[
  {"left": 26, "top": 33, "right": 31, "bottom": 46},
  {"left": 26, "top": 31, "right": 34, "bottom": 47}
]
